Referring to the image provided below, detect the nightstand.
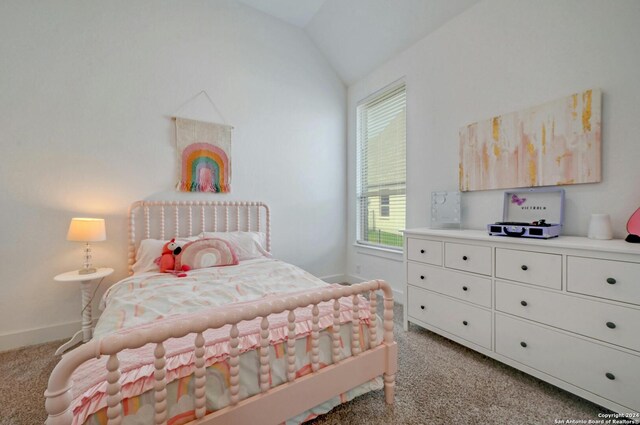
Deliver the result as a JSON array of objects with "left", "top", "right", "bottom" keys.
[{"left": 54, "top": 267, "right": 114, "bottom": 355}]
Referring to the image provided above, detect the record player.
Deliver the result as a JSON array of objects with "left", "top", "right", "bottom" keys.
[{"left": 487, "top": 188, "right": 565, "bottom": 239}]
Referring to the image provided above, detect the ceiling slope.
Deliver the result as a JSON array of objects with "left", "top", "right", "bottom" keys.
[
  {"left": 235, "top": 0, "right": 479, "bottom": 84},
  {"left": 236, "top": 0, "right": 327, "bottom": 27},
  {"left": 305, "top": 0, "right": 479, "bottom": 84}
]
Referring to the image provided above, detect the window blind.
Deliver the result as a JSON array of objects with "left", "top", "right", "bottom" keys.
[{"left": 356, "top": 84, "right": 406, "bottom": 249}]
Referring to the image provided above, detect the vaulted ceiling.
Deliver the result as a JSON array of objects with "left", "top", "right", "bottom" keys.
[{"left": 237, "top": 0, "right": 479, "bottom": 84}]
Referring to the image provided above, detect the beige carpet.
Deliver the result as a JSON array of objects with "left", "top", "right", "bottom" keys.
[{"left": 0, "top": 303, "right": 608, "bottom": 425}]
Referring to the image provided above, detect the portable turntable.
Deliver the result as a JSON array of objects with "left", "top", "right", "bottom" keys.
[{"left": 487, "top": 187, "right": 565, "bottom": 239}]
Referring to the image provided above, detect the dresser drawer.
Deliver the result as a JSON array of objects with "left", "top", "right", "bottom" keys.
[
  {"left": 496, "top": 281, "right": 640, "bottom": 352},
  {"left": 496, "top": 314, "right": 640, "bottom": 412},
  {"left": 407, "top": 238, "right": 442, "bottom": 265},
  {"left": 444, "top": 242, "right": 491, "bottom": 276},
  {"left": 408, "top": 287, "right": 492, "bottom": 349},
  {"left": 568, "top": 256, "right": 640, "bottom": 306},
  {"left": 495, "top": 248, "right": 561, "bottom": 289},
  {"left": 407, "top": 263, "right": 492, "bottom": 308}
]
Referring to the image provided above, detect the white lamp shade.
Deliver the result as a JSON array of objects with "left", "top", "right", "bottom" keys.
[{"left": 67, "top": 218, "right": 106, "bottom": 242}]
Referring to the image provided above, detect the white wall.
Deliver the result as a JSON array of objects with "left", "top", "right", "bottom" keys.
[
  {"left": 0, "top": 0, "right": 346, "bottom": 350},
  {"left": 347, "top": 0, "right": 640, "bottom": 295}
]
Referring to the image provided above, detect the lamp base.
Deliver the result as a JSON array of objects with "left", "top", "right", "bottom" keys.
[
  {"left": 625, "top": 234, "right": 640, "bottom": 243},
  {"left": 79, "top": 267, "right": 97, "bottom": 275}
]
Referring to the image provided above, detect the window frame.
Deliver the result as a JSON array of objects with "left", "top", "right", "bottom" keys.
[{"left": 355, "top": 80, "right": 407, "bottom": 252}]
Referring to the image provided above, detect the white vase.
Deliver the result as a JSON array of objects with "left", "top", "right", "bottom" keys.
[{"left": 588, "top": 214, "right": 613, "bottom": 240}]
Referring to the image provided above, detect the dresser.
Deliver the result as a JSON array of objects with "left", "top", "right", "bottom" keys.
[{"left": 403, "top": 228, "right": 640, "bottom": 417}]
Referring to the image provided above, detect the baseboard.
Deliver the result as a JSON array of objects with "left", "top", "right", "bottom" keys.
[
  {"left": 0, "top": 320, "right": 79, "bottom": 353},
  {"left": 345, "top": 274, "right": 404, "bottom": 304},
  {"left": 319, "top": 274, "right": 349, "bottom": 284}
]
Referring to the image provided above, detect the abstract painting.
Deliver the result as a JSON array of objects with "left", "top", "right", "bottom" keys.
[
  {"left": 459, "top": 89, "right": 601, "bottom": 191},
  {"left": 175, "top": 117, "right": 232, "bottom": 193}
]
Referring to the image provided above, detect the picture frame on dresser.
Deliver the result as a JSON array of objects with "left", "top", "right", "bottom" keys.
[{"left": 402, "top": 228, "right": 640, "bottom": 418}]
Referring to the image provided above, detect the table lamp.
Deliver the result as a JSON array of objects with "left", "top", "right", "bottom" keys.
[{"left": 67, "top": 218, "right": 106, "bottom": 274}]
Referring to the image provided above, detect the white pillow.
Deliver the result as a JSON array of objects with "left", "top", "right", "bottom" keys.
[
  {"left": 199, "top": 231, "right": 270, "bottom": 261},
  {"left": 132, "top": 237, "right": 198, "bottom": 274}
]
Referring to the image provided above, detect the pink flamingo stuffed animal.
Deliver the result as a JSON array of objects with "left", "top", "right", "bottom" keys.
[{"left": 159, "top": 239, "right": 190, "bottom": 276}]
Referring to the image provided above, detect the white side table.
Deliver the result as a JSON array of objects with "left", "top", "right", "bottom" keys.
[{"left": 54, "top": 267, "right": 113, "bottom": 355}]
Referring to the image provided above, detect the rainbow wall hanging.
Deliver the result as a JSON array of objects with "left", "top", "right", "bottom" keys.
[{"left": 175, "top": 117, "right": 232, "bottom": 193}]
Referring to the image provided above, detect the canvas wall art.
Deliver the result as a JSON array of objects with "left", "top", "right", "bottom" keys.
[
  {"left": 176, "top": 117, "right": 232, "bottom": 193},
  {"left": 459, "top": 89, "right": 601, "bottom": 192}
]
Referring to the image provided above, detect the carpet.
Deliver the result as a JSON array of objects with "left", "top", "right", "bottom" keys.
[{"left": 0, "top": 302, "right": 607, "bottom": 425}]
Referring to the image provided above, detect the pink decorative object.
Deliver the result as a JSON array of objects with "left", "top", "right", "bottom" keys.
[
  {"left": 460, "top": 89, "right": 602, "bottom": 191},
  {"left": 175, "top": 238, "right": 239, "bottom": 270},
  {"left": 159, "top": 238, "right": 181, "bottom": 273},
  {"left": 626, "top": 207, "right": 640, "bottom": 243}
]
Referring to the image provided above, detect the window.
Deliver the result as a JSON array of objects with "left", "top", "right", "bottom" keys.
[
  {"left": 356, "top": 83, "right": 406, "bottom": 249},
  {"left": 380, "top": 195, "right": 390, "bottom": 217}
]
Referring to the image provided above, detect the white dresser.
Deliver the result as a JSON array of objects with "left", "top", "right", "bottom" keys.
[{"left": 403, "top": 228, "right": 640, "bottom": 417}]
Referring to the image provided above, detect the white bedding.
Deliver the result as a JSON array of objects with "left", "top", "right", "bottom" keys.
[{"left": 94, "top": 258, "right": 327, "bottom": 338}]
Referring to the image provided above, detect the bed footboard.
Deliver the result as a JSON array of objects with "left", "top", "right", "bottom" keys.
[{"left": 44, "top": 280, "right": 397, "bottom": 425}]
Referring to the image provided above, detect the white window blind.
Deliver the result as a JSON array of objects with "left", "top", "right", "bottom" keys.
[{"left": 356, "top": 84, "right": 406, "bottom": 249}]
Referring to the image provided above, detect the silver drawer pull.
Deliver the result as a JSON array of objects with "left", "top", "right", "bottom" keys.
[
  {"left": 520, "top": 300, "right": 528, "bottom": 307},
  {"left": 520, "top": 341, "right": 527, "bottom": 348},
  {"left": 606, "top": 321, "right": 616, "bottom": 329},
  {"left": 521, "top": 265, "right": 528, "bottom": 271},
  {"left": 605, "top": 372, "right": 615, "bottom": 380},
  {"left": 606, "top": 277, "right": 616, "bottom": 285}
]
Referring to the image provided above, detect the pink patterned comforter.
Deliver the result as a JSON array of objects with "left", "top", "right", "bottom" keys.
[{"left": 71, "top": 259, "right": 374, "bottom": 424}]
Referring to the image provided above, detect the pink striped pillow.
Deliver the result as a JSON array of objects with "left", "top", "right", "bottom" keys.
[{"left": 175, "top": 238, "right": 239, "bottom": 270}]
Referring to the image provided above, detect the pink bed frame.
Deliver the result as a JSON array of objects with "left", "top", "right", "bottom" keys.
[{"left": 45, "top": 200, "right": 397, "bottom": 424}]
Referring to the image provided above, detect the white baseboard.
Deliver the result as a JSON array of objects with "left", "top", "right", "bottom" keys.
[
  {"left": 0, "top": 320, "right": 79, "bottom": 353},
  {"left": 319, "top": 274, "right": 349, "bottom": 284},
  {"left": 345, "top": 274, "right": 404, "bottom": 305}
]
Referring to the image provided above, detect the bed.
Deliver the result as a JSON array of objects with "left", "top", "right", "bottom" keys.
[{"left": 45, "top": 200, "right": 397, "bottom": 425}]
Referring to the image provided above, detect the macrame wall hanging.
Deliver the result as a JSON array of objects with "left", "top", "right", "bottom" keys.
[{"left": 173, "top": 91, "right": 233, "bottom": 193}]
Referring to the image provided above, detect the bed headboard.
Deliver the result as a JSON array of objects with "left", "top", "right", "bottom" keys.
[{"left": 127, "top": 201, "right": 270, "bottom": 275}]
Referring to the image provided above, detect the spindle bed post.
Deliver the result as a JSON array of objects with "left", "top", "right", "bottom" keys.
[
  {"left": 160, "top": 206, "right": 165, "bottom": 240},
  {"left": 287, "top": 310, "right": 296, "bottom": 382},
  {"left": 369, "top": 290, "right": 378, "bottom": 347},
  {"left": 154, "top": 343, "right": 168, "bottom": 425},
  {"left": 200, "top": 205, "right": 206, "bottom": 234},
  {"left": 383, "top": 287, "right": 396, "bottom": 404},
  {"left": 174, "top": 204, "right": 179, "bottom": 238},
  {"left": 106, "top": 354, "right": 123, "bottom": 424},
  {"left": 351, "top": 295, "right": 361, "bottom": 356},
  {"left": 259, "top": 317, "right": 270, "bottom": 393},
  {"left": 311, "top": 304, "right": 320, "bottom": 372},
  {"left": 331, "top": 299, "right": 341, "bottom": 364},
  {"left": 194, "top": 332, "right": 207, "bottom": 418},
  {"left": 229, "top": 324, "right": 240, "bottom": 405}
]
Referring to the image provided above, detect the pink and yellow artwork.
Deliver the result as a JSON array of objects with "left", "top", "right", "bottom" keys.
[
  {"left": 176, "top": 117, "right": 232, "bottom": 193},
  {"left": 459, "top": 89, "right": 601, "bottom": 191}
]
